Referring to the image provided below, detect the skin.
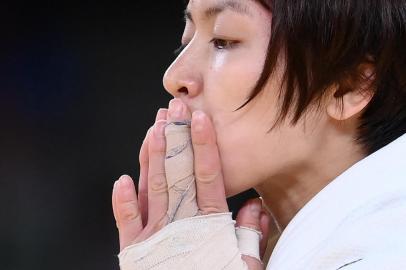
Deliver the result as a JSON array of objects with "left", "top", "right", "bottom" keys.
[
  {"left": 163, "top": 0, "right": 372, "bottom": 227},
  {"left": 112, "top": 0, "right": 374, "bottom": 268}
]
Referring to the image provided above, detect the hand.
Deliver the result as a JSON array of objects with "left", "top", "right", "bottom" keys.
[{"left": 112, "top": 98, "right": 271, "bottom": 269}]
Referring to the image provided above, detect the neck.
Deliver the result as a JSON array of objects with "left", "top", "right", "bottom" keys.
[{"left": 255, "top": 137, "right": 366, "bottom": 231}]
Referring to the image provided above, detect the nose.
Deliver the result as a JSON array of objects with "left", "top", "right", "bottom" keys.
[{"left": 162, "top": 52, "right": 203, "bottom": 99}]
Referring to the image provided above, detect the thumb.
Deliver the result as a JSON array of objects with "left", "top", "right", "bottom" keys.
[{"left": 235, "top": 198, "right": 269, "bottom": 270}]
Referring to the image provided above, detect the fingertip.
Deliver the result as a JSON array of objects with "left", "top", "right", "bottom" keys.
[
  {"left": 236, "top": 198, "right": 262, "bottom": 231},
  {"left": 192, "top": 110, "right": 219, "bottom": 147},
  {"left": 119, "top": 174, "right": 133, "bottom": 184},
  {"left": 116, "top": 175, "right": 138, "bottom": 202},
  {"left": 168, "top": 98, "right": 191, "bottom": 121},
  {"left": 192, "top": 110, "right": 206, "bottom": 133},
  {"left": 155, "top": 108, "right": 168, "bottom": 121},
  {"left": 241, "top": 255, "right": 264, "bottom": 270}
]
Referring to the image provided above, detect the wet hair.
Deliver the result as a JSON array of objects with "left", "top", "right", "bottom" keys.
[{"left": 239, "top": 0, "right": 406, "bottom": 154}]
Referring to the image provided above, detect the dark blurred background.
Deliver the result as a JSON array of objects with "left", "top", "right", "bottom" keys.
[{"left": 0, "top": 1, "right": 257, "bottom": 269}]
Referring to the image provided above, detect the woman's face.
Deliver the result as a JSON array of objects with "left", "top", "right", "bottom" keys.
[{"left": 163, "top": 0, "right": 329, "bottom": 197}]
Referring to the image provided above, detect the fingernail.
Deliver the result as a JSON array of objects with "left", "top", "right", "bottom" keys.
[
  {"left": 192, "top": 110, "right": 205, "bottom": 132},
  {"left": 119, "top": 175, "right": 132, "bottom": 187},
  {"left": 154, "top": 120, "right": 166, "bottom": 138},
  {"left": 250, "top": 201, "right": 261, "bottom": 219},
  {"left": 169, "top": 99, "right": 183, "bottom": 118}
]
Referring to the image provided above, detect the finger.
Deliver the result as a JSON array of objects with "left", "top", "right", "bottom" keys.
[
  {"left": 191, "top": 110, "right": 228, "bottom": 214},
  {"left": 138, "top": 128, "right": 151, "bottom": 226},
  {"left": 112, "top": 181, "right": 118, "bottom": 225},
  {"left": 236, "top": 198, "right": 262, "bottom": 231},
  {"left": 241, "top": 255, "right": 264, "bottom": 270},
  {"left": 165, "top": 98, "right": 197, "bottom": 221},
  {"left": 167, "top": 98, "right": 191, "bottom": 121},
  {"left": 259, "top": 211, "right": 271, "bottom": 259},
  {"left": 147, "top": 120, "right": 169, "bottom": 226},
  {"left": 236, "top": 198, "right": 264, "bottom": 269},
  {"left": 155, "top": 108, "right": 168, "bottom": 122},
  {"left": 114, "top": 175, "right": 143, "bottom": 251},
  {"left": 138, "top": 109, "right": 167, "bottom": 226}
]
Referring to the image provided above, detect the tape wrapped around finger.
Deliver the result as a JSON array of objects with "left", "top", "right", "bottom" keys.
[
  {"left": 164, "top": 121, "right": 200, "bottom": 222},
  {"left": 235, "top": 226, "right": 263, "bottom": 261}
]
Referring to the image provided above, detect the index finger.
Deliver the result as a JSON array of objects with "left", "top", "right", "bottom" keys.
[
  {"left": 191, "top": 110, "right": 228, "bottom": 214},
  {"left": 138, "top": 109, "right": 168, "bottom": 226}
]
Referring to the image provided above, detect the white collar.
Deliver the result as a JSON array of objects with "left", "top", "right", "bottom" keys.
[{"left": 268, "top": 134, "right": 406, "bottom": 268}]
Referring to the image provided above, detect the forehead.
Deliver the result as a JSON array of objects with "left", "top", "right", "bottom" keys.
[
  {"left": 186, "top": 0, "right": 251, "bottom": 22},
  {"left": 187, "top": 0, "right": 251, "bottom": 11},
  {"left": 186, "top": 0, "right": 269, "bottom": 22}
]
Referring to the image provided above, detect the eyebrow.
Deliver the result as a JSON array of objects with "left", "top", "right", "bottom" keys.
[{"left": 184, "top": 0, "right": 252, "bottom": 23}]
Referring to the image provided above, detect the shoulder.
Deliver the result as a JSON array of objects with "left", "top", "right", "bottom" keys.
[{"left": 304, "top": 195, "right": 406, "bottom": 269}]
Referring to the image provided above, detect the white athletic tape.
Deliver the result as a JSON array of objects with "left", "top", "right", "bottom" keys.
[
  {"left": 164, "top": 121, "right": 199, "bottom": 222},
  {"left": 118, "top": 213, "right": 250, "bottom": 270},
  {"left": 236, "top": 226, "right": 263, "bottom": 260}
]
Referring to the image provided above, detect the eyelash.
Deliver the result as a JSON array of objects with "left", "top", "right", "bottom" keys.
[{"left": 173, "top": 38, "right": 239, "bottom": 56}]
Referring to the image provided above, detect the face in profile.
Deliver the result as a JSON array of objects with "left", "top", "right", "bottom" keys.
[{"left": 163, "top": 0, "right": 340, "bottom": 197}]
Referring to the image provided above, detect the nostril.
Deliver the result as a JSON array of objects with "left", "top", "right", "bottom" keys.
[{"left": 178, "top": 87, "right": 189, "bottom": 95}]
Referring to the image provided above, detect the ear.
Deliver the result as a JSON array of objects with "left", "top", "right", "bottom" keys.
[{"left": 327, "top": 66, "right": 374, "bottom": 121}]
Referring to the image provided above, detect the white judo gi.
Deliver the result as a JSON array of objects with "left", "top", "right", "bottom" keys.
[{"left": 267, "top": 133, "right": 406, "bottom": 269}]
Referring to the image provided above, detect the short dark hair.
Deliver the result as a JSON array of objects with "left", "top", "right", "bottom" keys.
[{"left": 241, "top": 0, "right": 406, "bottom": 154}]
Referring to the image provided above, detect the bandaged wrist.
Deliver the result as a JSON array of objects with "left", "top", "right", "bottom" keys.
[{"left": 118, "top": 213, "right": 249, "bottom": 270}]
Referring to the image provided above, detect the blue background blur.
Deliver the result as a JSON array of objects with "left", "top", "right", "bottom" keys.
[{"left": 0, "top": 1, "right": 258, "bottom": 269}]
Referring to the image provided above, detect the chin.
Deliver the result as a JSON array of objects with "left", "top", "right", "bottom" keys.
[{"left": 223, "top": 174, "right": 250, "bottom": 198}]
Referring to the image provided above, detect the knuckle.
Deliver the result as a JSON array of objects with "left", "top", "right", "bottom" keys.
[
  {"left": 151, "top": 144, "right": 166, "bottom": 154},
  {"left": 199, "top": 205, "right": 226, "bottom": 215},
  {"left": 196, "top": 171, "right": 220, "bottom": 184},
  {"left": 193, "top": 138, "right": 208, "bottom": 146},
  {"left": 119, "top": 202, "right": 141, "bottom": 223},
  {"left": 149, "top": 172, "right": 168, "bottom": 192},
  {"left": 240, "top": 221, "right": 261, "bottom": 231}
]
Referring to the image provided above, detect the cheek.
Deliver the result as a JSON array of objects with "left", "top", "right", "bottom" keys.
[
  {"left": 205, "top": 53, "right": 264, "bottom": 112},
  {"left": 208, "top": 88, "right": 305, "bottom": 197},
  {"left": 214, "top": 120, "right": 270, "bottom": 197}
]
